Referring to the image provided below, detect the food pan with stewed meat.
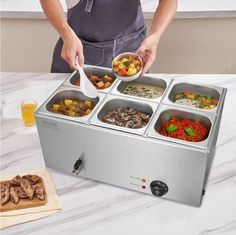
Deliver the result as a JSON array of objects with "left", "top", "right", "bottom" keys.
[
  {"left": 51, "top": 98, "right": 96, "bottom": 117},
  {"left": 45, "top": 89, "right": 100, "bottom": 118},
  {"left": 68, "top": 66, "right": 117, "bottom": 91},
  {"left": 74, "top": 74, "right": 114, "bottom": 89}
]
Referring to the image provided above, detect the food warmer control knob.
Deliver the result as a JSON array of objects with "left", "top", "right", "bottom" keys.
[
  {"left": 150, "top": 181, "right": 168, "bottom": 197},
  {"left": 72, "top": 159, "right": 83, "bottom": 175}
]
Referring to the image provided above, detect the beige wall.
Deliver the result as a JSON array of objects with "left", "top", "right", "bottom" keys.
[{"left": 1, "top": 17, "right": 236, "bottom": 73}]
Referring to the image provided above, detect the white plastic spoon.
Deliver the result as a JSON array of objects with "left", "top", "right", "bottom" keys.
[{"left": 75, "top": 57, "right": 98, "bottom": 98}]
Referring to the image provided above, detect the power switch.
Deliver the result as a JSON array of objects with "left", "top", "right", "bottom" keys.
[{"left": 150, "top": 181, "right": 168, "bottom": 197}]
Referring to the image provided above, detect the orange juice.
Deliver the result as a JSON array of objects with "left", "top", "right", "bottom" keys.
[{"left": 21, "top": 100, "right": 37, "bottom": 126}]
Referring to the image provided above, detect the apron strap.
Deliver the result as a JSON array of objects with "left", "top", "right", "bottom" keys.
[{"left": 85, "top": 0, "right": 94, "bottom": 12}]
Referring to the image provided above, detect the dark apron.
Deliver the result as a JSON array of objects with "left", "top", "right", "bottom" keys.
[{"left": 51, "top": 0, "right": 146, "bottom": 73}]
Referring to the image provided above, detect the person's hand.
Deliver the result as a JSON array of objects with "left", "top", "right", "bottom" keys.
[
  {"left": 136, "top": 35, "right": 159, "bottom": 76},
  {"left": 61, "top": 30, "right": 84, "bottom": 70}
]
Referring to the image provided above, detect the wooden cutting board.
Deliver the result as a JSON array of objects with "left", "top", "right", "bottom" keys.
[{"left": 0, "top": 178, "right": 47, "bottom": 212}]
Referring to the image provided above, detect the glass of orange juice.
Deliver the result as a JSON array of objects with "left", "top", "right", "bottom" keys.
[{"left": 21, "top": 100, "right": 38, "bottom": 126}]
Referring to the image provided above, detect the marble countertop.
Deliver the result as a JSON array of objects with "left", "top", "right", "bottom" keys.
[
  {"left": 1, "top": 0, "right": 236, "bottom": 19},
  {"left": 1, "top": 72, "right": 236, "bottom": 235}
]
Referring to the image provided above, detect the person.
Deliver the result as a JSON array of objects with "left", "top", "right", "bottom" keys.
[{"left": 40, "top": 0, "right": 177, "bottom": 75}]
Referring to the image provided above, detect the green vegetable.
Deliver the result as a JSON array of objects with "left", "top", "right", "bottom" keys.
[
  {"left": 166, "top": 124, "right": 177, "bottom": 132},
  {"left": 185, "top": 127, "right": 195, "bottom": 136},
  {"left": 123, "top": 61, "right": 131, "bottom": 67}
]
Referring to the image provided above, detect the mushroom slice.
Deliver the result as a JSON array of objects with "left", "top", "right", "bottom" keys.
[
  {"left": 14, "top": 186, "right": 27, "bottom": 198},
  {"left": 0, "top": 183, "right": 10, "bottom": 205},
  {"left": 34, "top": 183, "right": 45, "bottom": 201},
  {"left": 132, "top": 116, "right": 143, "bottom": 129},
  {"left": 139, "top": 113, "right": 150, "bottom": 121},
  {"left": 125, "top": 120, "right": 134, "bottom": 128},
  {"left": 9, "top": 175, "right": 21, "bottom": 186},
  {"left": 9, "top": 187, "right": 20, "bottom": 204},
  {"left": 22, "top": 175, "right": 41, "bottom": 185},
  {"left": 20, "top": 178, "right": 35, "bottom": 199}
]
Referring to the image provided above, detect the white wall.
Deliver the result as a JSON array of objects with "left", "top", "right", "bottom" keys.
[{"left": 1, "top": 18, "right": 236, "bottom": 73}]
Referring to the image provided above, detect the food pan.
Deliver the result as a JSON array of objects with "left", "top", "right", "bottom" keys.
[
  {"left": 37, "top": 86, "right": 106, "bottom": 124},
  {"left": 111, "top": 75, "right": 171, "bottom": 103},
  {"left": 163, "top": 80, "right": 225, "bottom": 114},
  {"left": 147, "top": 105, "right": 216, "bottom": 149},
  {"left": 63, "top": 65, "right": 117, "bottom": 93},
  {"left": 90, "top": 95, "right": 158, "bottom": 136}
]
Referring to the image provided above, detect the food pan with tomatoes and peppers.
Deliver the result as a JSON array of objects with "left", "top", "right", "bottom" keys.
[
  {"left": 159, "top": 117, "right": 209, "bottom": 142},
  {"left": 174, "top": 92, "right": 219, "bottom": 110}
]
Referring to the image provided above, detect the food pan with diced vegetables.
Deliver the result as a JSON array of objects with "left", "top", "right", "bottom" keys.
[
  {"left": 51, "top": 98, "right": 95, "bottom": 117},
  {"left": 74, "top": 74, "right": 114, "bottom": 90},
  {"left": 173, "top": 92, "right": 219, "bottom": 110},
  {"left": 41, "top": 88, "right": 106, "bottom": 123},
  {"left": 166, "top": 82, "right": 221, "bottom": 111}
]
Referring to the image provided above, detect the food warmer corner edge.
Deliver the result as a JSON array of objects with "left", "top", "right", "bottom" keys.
[{"left": 35, "top": 65, "right": 227, "bottom": 207}]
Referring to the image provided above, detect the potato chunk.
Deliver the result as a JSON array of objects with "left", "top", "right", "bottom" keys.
[
  {"left": 96, "top": 81, "right": 105, "bottom": 88},
  {"left": 127, "top": 67, "right": 137, "bottom": 76},
  {"left": 84, "top": 100, "right": 92, "bottom": 108},
  {"left": 103, "top": 75, "right": 113, "bottom": 82},
  {"left": 52, "top": 104, "right": 60, "bottom": 112},
  {"left": 133, "top": 59, "right": 141, "bottom": 66},
  {"left": 85, "top": 109, "right": 92, "bottom": 115},
  {"left": 64, "top": 99, "right": 73, "bottom": 106},
  {"left": 104, "top": 82, "right": 111, "bottom": 88}
]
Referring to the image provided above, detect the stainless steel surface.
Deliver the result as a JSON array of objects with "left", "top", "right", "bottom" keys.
[
  {"left": 90, "top": 94, "right": 158, "bottom": 136},
  {"left": 36, "top": 114, "right": 207, "bottom": 207},
  {"left": 37, "top": 86, "right": 106, "bottom": 124},
  {"left": 202, "top": 86, "right": 227, "bottom": 187},
  {"left": 147, "top": 105, "right": 216, "bottom": 149},
  {"left": 111, "top": 75, "right": 171, "bottom": 103},
  {"left": 35, "top": 68, "right": 227, "bottom": 207},
  {"left": 162, "top": 80, "right": 224, "bottom": 114},
  {"left": 63, "top": 65, "right": 118, "bottom": 93}
]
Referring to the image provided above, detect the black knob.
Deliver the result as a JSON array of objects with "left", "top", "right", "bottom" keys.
[
  {"left": 150, "top": 181, "right": 168, "bottom": 197},
  {"left": 74, "top": 159, "right": 83, "bottom": 170}
]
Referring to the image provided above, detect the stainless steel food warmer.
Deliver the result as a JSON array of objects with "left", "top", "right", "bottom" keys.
[{"left": 35, "top": 65, "right": 227, "bottom": 207}]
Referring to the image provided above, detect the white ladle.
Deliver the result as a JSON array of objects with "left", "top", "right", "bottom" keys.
[{"left": 75, "top": 57, "right": 98, "bottom": 98}]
